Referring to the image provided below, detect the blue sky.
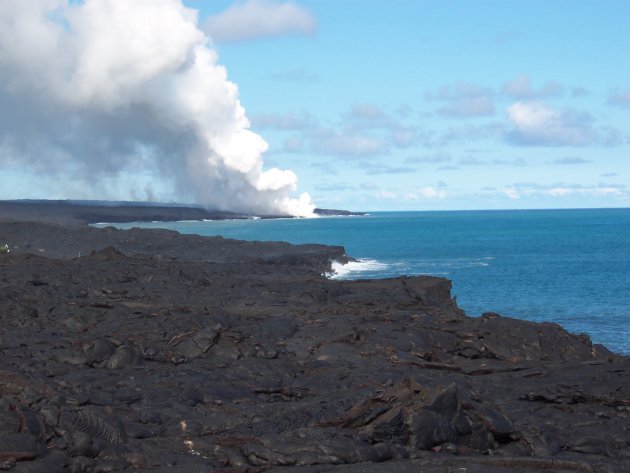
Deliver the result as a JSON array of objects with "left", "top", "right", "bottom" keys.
[
  {"left": 1, "top": 1, "right": 628, "bottom": 213},
  {"left": 190, "top": 0, "right": 630, "bottom": 211}
]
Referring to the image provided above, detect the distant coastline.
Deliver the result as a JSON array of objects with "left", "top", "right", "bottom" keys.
[{"left": 0, "top": 199, "right": 366, "bottom": 225}]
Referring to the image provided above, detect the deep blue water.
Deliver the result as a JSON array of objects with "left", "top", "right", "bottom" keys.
[{"left": 98, "top": 209, "right": 630, "bottom": 354}]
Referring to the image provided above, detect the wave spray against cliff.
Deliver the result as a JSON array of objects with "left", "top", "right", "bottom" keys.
[{"left": 0, "top": 0, "right": 314, "bottom": 217}]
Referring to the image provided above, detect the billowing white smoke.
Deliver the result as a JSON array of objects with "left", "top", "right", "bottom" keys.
[{"left": 0, "top": 0, "right": 315, "bottom": 217}]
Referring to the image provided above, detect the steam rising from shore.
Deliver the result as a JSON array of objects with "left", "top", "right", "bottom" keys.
[{"left": 0, "top": 0, "right": 314, "bottom": 216}]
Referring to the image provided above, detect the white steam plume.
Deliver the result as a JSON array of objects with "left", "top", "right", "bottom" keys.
[{"left": 0, "top": 0, "right": 315, "bottom": 217}]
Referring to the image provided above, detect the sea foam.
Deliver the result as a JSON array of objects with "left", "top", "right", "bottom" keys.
[{"left": 326, "top": 259, "right": 390, "bottom": 280}]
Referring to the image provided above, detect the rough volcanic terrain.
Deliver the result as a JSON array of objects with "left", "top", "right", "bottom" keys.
[{"left": 0, "top": 220, "right": 629, "bottom": 472}]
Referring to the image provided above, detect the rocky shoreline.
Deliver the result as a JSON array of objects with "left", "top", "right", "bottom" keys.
[{"left": 1, "top": 218, "right": 629, "bottom": 472}]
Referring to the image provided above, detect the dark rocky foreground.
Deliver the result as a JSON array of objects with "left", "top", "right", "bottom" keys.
[{"left": 1, "top": 221, "right": 629, "bottom": 473}]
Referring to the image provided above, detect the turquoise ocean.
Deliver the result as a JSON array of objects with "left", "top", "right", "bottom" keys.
[{"left": 99, "top": 208, "right": 630, "bottom": 354}]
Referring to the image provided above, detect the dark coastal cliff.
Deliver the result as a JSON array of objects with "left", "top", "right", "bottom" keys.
[{"left": 0, "top": 220, "right": 629, "bottom": 472}]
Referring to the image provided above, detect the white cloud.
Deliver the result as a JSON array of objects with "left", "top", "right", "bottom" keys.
[
  {"left": 274, "top": 103, "right": 421, "bottom": 158},
  {"left": 438, "top": 97, "right": 495, "bottom": 118},
  {"left": 391, "top": 128, "right": 417, "bottom": 148},
  {"left": 439, "top": 123, "right": 504, "bottom": 145},
  {"left": 342, "top": 103, "right": 396, "bottom": 131},
  {"left": 362, "top": 163, "right": 415, "bottom": 175},
  {"left": 506, "top": 101, "right": 596, "bottom": 146},
  {"left": 426, "top": 82, "right": 495, "bottom": 118},
  {"left": 204, "top": 0, "right": 316, "bottom": 42},
  {"left": 312, "top": 129, "right": 386, "bottom": 157},
  {"left": 413, "top": 186, "right": 448, "bottom": 200},
  {"left": 376, "top": 190, "right": 398, "bottom": 199},
  {"left": 503, "top": 74, "right": 563, "bottom": 99},
  {"left": 504, "top": 188, "right": 521, "bottom": 200},
  {"left": 502, "top": 182, "right": 626, "bottom": 200},
  {"left": 547, "top": 186, "right": 623, "bottom": 197},
  {"left": 492, "top": 158, "right": 527, "bottom": 167},
  {"left": 508, "top": 102, "right": 556, "bottom": 128},
  {"left": 348, "top": 103, "right": 387, "bottom": 121},
  {"left": 552, "top": 156, "right": 590, "bottom": 165},
  {"left": 252, "top": 110, "right": 316, "bottom": 130},
  {"left": 341, "top": 103, "right": 419, "bottom": 148}
]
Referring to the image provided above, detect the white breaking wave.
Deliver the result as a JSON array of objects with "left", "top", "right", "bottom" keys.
[
  {"left": 326, "top": 259, "right": 390, "bottom": 280},
  {"left": 326, "top": 256, "right": 495, "bottom": 280}
]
